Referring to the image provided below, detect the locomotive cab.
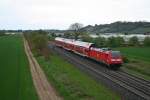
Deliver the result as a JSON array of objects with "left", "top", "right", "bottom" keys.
[{"left": 109, "top": 51, "right": 123, "bottom": 68}]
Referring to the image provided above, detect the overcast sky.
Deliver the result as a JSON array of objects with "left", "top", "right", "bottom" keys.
[{"left": 0, "top": 0, "right": 150, "bottom": 30}]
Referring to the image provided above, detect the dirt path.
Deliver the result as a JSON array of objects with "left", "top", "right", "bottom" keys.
[{"left": 24, "top": 38, "right": 62, "bottom": 100}]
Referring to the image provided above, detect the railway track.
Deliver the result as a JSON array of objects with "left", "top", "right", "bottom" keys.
[
  {"left": 49, "top": 44, "right": 150, "bottom": 100},
  {"left": 119, "top": 70, "right": 150, "bottom": 85}
]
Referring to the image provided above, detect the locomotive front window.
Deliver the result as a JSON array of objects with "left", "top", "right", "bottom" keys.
[{"left": 111, "top": 51, "right": 121, "bottom": 58}]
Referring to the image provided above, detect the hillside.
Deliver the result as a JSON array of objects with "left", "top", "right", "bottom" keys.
[
  {"left": 1, "top": 21, "right": 150, "bottom": 35},
  {"left": 81, "top": 21, "right": 150, "bottom": 34}
]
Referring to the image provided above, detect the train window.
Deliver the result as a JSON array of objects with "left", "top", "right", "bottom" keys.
[{"left": 111, "top": 51, "right": 121, "bottom": 58}]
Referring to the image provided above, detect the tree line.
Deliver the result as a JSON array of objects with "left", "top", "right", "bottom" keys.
[
  {"left": 82, "top": 35, "right": 150, "bottom": 48},
  {"left": 0, "top": 30, "right": 6, "bottom": 36}
]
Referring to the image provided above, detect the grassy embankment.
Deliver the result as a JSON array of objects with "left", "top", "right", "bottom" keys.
[
  {"left": 116, "top": 47, "right": 150, "bottom": 80},
  {"left": 0, "top": 35, "right": 38, "bottom": 100},
  {"left": 35, "top": 51, "right": 120, "bottom": 100}
]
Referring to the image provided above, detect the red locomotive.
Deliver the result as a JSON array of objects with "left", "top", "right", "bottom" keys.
[{"left": 55, "top": 37, "right": 123, "bottom": 69}]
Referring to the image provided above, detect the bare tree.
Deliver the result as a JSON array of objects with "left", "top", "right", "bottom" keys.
[{"left": 69, "top": 23, "right": 83, "bottom": 40}]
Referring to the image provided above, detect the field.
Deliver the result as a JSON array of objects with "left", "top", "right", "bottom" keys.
[
  {"left": 115, "top": 47, "right": 150, "bottom": 79},
  {"left": 0, "top": 35, "right": 38, "bottom": 100},
  {"left": 116, "top": 47, "right": 150, "bottom": 62},
  {"left": 36, "top": 52, "right": 120, "bottom": 100}
]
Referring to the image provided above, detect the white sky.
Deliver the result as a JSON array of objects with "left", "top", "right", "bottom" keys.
[{"left": 0, "top": 0, "right": 150, "bottom": 30}]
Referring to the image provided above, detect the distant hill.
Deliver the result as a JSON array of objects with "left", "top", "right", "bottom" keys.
[
  {"left": 80, "top": 21, "right": 150, "bottom": 34},
  {"left": 2, "top": 21, "right": 150, "bottom": 35}
]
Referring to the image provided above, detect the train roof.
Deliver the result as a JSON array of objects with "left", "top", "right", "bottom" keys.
[
  {"left": 55, "top": 37, "right": 64, "bottom": 42},
  {"left": 55, "top": 37, "right": 94, "bottom": 48},
  {"left": 55, "top": 37, "right": 73, "bottom": 44},
  {"left": 73, "top": 40, "right": 94, "bottom": 48}
]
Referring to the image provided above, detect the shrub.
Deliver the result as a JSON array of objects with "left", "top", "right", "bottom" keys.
[
  {"left": 93, "top": 37, "right": 106, "bottom": 47},
  {"left": 129, "top": 36, "right": 139, "bottom": 46},
  {"left": 106, "top": 37, "right": 118, "bottom": 47},
  {"left": 81, "top": 34, "right": 93, "bottom": 42},
  {"left": 115, "top": 37, "right": 125, "bottom": 47},
  {"left": 122, "top": 56, "right": 129, "bottom": 63},
  {"left": 24, "top": 30, "right": 48, "bottom": 56},
  {"left": 0, "top": 30, "right": 5, "bottom": 36},
  {"left": 143, "top": 37, "right": 150, "bottom": 46}
]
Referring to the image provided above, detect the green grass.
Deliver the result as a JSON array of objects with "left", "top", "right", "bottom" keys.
[
  {"left": 0, "top": 35, "right": 38, "bottom": 100},
  {"left": 36, "top": 53, "right": 120, "bottom": 100},
  {"left": 115, "top": 47, "right": 150, "bottom": 80},
  {"left": 115, "top": 47, "right": 150, "bottom": 62}
]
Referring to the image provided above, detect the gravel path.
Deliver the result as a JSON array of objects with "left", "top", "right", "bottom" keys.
[{"left": 24, "top": 38, "right": 62, "bottom": 100}]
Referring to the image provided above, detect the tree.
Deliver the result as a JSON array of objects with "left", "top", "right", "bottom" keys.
[
  {"left": 24, "top": 30, "right": 48, "bottom": 51},
  {"left": 51, "top": 33, "right": 56, "bottom": 37},
  {"left": 0, "top": 30, "right": 5, "bottom": 36},
  {"left": 82, "top": 35, "right": 93, "bottom": 42},
  {"left": 143, "top": 37, "right": 150, "bottom": 46},
  {"left": 106, "top": 37, "right": 118, "bottom": 47},
  {"left": 24, "top": 30, "right": 49, "bottom": 59},
  {"left": 37, "top": 29, "right": 48, "bottom": 35},
  {"left": 115, "top": 37, "right": 125, "bottom": 47},
  {"left": 64, "top": 32, "right": 74, "bottom": 39},
  {"left": 32, "top": 34, "right": 48, "bottom": 51},
  {"left": 94, "top": 37, "right": 106, "bottom": 47},
  {"left": 69, "top": 23, "right": 83, "bottom": 40},
  {"left": 129, "top": 36, "right": 139, "bottom": 46}
]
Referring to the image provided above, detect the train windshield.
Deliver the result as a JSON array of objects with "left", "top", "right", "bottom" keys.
[{"left": 111, "top": 51, "right": 121, "bottom": 58}]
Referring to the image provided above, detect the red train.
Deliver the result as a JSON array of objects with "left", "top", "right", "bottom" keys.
[{"left": 55, "top": 37, "right": 123, "bottom": 69}]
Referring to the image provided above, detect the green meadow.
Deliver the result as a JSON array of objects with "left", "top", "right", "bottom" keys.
[
  {"left": 116, "top": 47, "right": 150, "bottom": 62},
  {"left": 0, "top": 35, "right": 38, "bottom": 100}
]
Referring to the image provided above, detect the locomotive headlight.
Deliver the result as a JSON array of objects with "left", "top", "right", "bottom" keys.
[
  {"left": 111, "top": 59, "right": 116, "bottom": 61},
  {"left": 111, "top": 59, "right": 121, "bottom": 61}
]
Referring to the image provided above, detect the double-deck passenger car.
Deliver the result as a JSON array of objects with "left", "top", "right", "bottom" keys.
[{"left": 55, "top": 37, "right": 123, "bottom": 69}]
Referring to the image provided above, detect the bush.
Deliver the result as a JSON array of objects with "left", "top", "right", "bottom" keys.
[
  {"left": 143, "top": 37, "right": 150, "bottom": 46},
  {"left": 106, "top": 37, "right": 118, "bottom": 47},
  {"left": 115, "top": 37, "right": 125, "bottom": 47},
  {"left": 122, "top": 56, "right": 129, "bottom": 63},
  {"left": 93, "top": 37, "right": 106, "bottom": 47},
  {"left": 81, "top": 34, "right": 93, "bottom": 42},
  {"left": 32, "top": 34, "right": 48, "bottom": 51},
  {"left": 24, "top": 30, "right": 49, "bottom": 57},
  {"left": 0, "top": 30, "right": 5, "bottom": 36},
  {"left": 129, "top": 36, "right": 139, "bottom": 46},
  {"left": 64, "top": 32, "right": 74, "bottom": 39}
]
